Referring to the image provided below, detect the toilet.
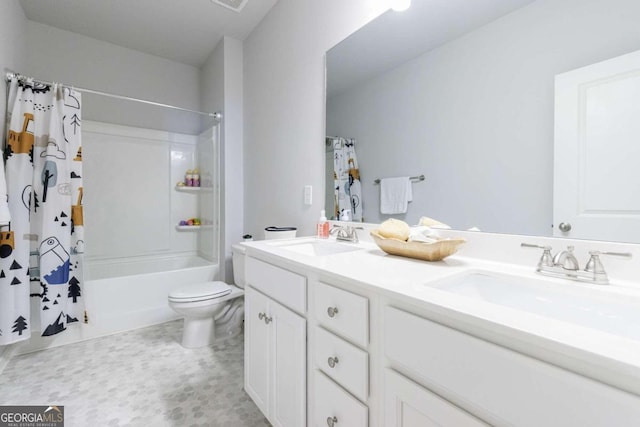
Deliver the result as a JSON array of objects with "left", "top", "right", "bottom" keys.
[{"left": 168, "top": 243, "right": 247, "bottom": 348}]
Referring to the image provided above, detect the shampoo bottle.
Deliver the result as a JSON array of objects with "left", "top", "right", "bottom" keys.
[{"left": 317, "top": 210, "right": 329, "bottom": 239}]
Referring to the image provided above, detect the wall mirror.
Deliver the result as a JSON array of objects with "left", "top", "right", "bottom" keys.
[{"left": 325, "top": 0, "right": 640, "bottom": 243}]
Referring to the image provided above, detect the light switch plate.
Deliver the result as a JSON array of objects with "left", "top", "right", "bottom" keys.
[{"left": 304, "top": 185, "right": 312, "bottom": 205}]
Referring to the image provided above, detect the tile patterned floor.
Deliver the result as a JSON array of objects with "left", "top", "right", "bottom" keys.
[{"left": 0, "top": 321, "right": 270, "bottom": 427}]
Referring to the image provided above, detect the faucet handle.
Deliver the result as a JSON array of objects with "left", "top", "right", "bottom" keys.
[
  {"left": 520, "top": 243, "right": 552, "bottom": 251},
  {"left": 585, "top": 251, "right": 632, "bottom": 273},
  {"left": 588, "top": 250, "right": 632, "bottom": 259},
  {"left": 585, "top": 253, "right": 605, "bottom": 275},
  {"left": 521, "top": 243, "right": 554, "bottom": 268},
  {"left": 584, "top": 251, "right": 631, "bottom": 285}
]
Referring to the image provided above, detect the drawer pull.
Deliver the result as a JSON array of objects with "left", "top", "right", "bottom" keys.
[
  {"left": 327, "top": 306, "right": 339, "bottom": 318},
  {"left": 327, "top": 356, "right": 339, "bottom": 368},
  {"left": 327, "top": 416, "right": 338, "bottom": 426}
]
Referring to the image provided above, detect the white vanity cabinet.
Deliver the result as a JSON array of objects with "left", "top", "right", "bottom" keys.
[
  {"left": 244, "top": 257, "right": 307, "bottom": 427},
  {"left": 244, "top": 240, "right": 640, "bottom": 427}
]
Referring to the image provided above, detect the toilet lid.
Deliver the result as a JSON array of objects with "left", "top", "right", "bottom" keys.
[{"left": 168, "top": 281, "right": 232, "bottom": 302}]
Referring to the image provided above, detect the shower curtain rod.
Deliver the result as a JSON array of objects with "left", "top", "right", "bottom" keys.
[{"left": 5, "top": 72, "right": 221, "bottom": 120}]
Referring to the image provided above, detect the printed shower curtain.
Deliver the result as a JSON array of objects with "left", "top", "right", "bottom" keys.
[
  {"left": 0, "top": 77, "right": 84, "bottom": 345},
  {"left": 332, "top": 137, "right": 363, "bottom": 222}
]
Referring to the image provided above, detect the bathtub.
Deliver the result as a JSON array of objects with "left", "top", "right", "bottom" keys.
[{"left": 14, "top": 255, "right": 218, "bottom": 355}]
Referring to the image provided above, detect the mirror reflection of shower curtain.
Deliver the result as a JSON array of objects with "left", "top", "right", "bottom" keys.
[
  {"left": 331, "top": 137, "right": 363, "bottom": 221},
  {"left": 0, "top": 77, "right": 85, "bottom": 345}
]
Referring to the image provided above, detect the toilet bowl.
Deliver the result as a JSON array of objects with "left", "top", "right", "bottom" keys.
[{"left": 168, "top": 244, "right": 247, "bottom": 348}]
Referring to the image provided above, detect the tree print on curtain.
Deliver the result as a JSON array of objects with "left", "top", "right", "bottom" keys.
[
  {"left": 0, "top": 77, "right": 84, "bottom": 345},
  {"left": 332, "top": 137, "right": 363, "bottom": 222}
]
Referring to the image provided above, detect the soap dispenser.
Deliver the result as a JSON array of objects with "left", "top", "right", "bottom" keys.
[{"left": 317, "top": 210, "right": 329, "bottom": 239}]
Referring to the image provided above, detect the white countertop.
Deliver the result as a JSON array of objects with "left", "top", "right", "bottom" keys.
[{"left": 242, "top": 234, "right": 640, "bottom": 397}]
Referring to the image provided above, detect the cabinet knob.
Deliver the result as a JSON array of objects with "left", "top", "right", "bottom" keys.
[
  {"left": 327, "top": 416, "right": 338, "bottom": 427},
  {"left": 258, "top": 312, "right": 265, "bottom": 320},
  {"left": 327, "top": 307, "right": 339, "bottom": 318},
  {"left": 327, "top": 356, "right": 339, "bottom": 368},
  {"left": 264, "top": 315, "right": 273, "bottom": 324},
  {"left": 558, "top": 222, "right": 572, "bottom": 232}
]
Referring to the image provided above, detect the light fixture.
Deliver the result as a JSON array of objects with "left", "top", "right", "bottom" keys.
[{"left": 391, "top": 0, "right": 411, "bottom": 12}]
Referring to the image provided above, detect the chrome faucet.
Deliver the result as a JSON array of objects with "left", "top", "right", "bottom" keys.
[
  {"left": 521, "top": 243, "right": 632, "bottom": 285},
  {"left": 330, "top": 225, "right": 361, "bottom": 243}
]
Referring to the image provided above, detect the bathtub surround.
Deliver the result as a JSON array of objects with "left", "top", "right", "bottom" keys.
[
  {"left": 1, "top": 77, "right": 85, "bottom": 345},
  {"left": 82, "top": 121, "right": 212, "bottom": 260},
  {"left": 0, "top": 321, "right": 269, "bottom": 426}
]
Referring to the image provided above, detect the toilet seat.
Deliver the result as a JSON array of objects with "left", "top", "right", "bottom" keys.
[{"left": 168, "top": 281, "right": 232, "bottom": 303}]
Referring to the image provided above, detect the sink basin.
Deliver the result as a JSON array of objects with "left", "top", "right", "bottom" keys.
[
  {"left": 428, "top": 271, "right": 640, "bottom": 341},
  {"left": 277, "top": 240, "right": 362, "bottom": 257}
]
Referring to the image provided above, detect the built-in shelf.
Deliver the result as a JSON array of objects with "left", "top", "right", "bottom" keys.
[
  {"left": 176, "top": 225, "right": 200, "bottom": 231},
  {"left": 175, "top": 185, "right": 213, "bottom": 193},
  {"left": 175, "top": 224, "right": 214, "bottom": 231}
]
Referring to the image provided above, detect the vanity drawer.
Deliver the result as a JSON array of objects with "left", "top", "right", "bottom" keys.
[
  {"left": 313, "top": 370, "right": 368, "bottom": 427},
  {"left": 384, "top": 306, "right": 640, "bottom": 426},
  {"left": 314, "top": 281, "right": 368, "bottom": 348},
  {"left": 314, "top": 326, "right": 369, "bottom": 402},
  {"left": 246, "top": 257, "right": 306, "bottom": 314}
]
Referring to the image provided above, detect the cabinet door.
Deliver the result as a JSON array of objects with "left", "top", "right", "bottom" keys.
[
  {"left": 385, "top": 369, "right": 487, "bottom": 427},
  {"left": 244, "top": 286, "right": 271, "bottom": 418},
  {"left": 271, "top": 299, "right": 306, "bottom": 427}
]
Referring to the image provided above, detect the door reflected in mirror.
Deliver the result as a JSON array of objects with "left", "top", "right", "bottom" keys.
[{"left": 325, "top": 0, "right": 640, "bottom": 243}]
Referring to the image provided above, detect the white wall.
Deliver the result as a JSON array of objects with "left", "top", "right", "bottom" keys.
[
  {"left": 326, "top": 0, "right": 640, "bottom": 235},
  {"left": 0, "top": 0, "right": 27, "bottom": 138},
  {"left": 200, "top": 37, "right": 244, "bottom": 281},
  {"left": 25, "top": 21, "right": 202, "bottom": 134},
  {"left": 243, "top": 0, "right": 390, "bottom": 238}
]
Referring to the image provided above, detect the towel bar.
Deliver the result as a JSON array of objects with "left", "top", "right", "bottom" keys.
[{"left": 374, "top": 175, "right": 425, "bottom": 185}]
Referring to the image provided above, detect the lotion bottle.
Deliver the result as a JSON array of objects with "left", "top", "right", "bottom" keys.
[{"left": 317, "top": 210, "right": 329, "bottom": 239}]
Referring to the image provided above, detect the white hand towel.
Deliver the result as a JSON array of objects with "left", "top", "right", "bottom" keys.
[{"left": 380, "top": 176, "right": 412, "bottom": 214}]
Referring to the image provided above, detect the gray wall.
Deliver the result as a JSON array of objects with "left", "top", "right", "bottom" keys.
[
  {"left": 200, "top": 37, "right": 244, "bottom": 282},
  {"left": 243, "top": 0, "right": 388, "bottom": 238},
  {"left": 327, "top": 0, "right": 640, "bottom": 235},
  {"left": 0, "top": 0, "right": 27, "bottom": 138},
  {"left": 25, "top": 21, "right": 202, "bottom": 134}
]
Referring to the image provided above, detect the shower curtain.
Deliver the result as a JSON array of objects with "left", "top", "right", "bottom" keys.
[
  {"left": 0, "top": 77, "right": 84, "bottom": 345},
  {"left": 332, "top": 137, "right": 363, "bottom": 222}
]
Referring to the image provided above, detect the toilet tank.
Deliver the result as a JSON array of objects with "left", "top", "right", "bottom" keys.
[{"left": 231, "top": 243, "right": 247, "bottom": 289}]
